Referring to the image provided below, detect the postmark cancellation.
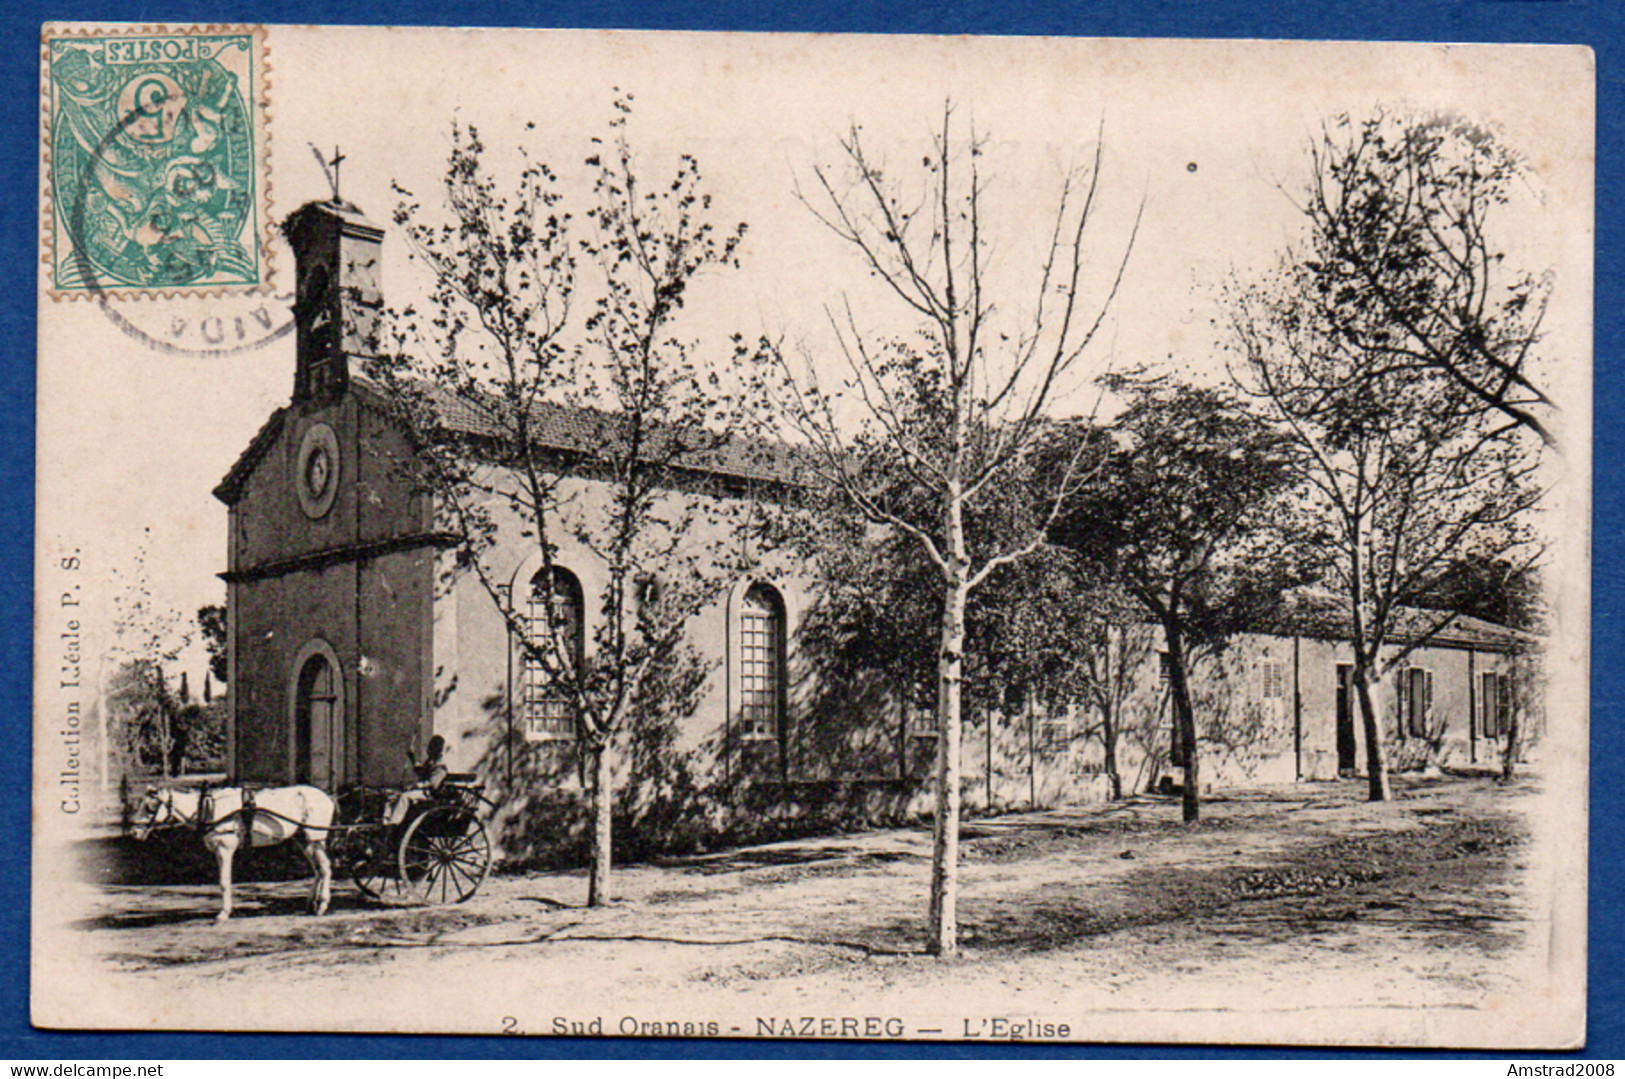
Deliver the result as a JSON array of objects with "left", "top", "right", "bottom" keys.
[{"left": 41, "top": 25, "right": 270, "bottom": 299}]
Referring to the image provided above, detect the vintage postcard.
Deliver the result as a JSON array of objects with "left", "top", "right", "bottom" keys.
[{"left": 33, "top": 26, "right": 1592, "bottom": 1046}]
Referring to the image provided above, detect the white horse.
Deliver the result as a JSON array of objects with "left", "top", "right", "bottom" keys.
[{"left": 132, "top": 785, "right": 335, "bottom": 922}]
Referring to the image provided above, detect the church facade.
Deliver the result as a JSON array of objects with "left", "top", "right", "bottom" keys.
[
  {"left": 215, "top": 201, "right": 435, "bottom": 795},
  {"left": 214, "top": 199, "right": 913, "bottom": 861},
  {"left": 216, "top": 199, "right": 1535, "bottom": 864}
]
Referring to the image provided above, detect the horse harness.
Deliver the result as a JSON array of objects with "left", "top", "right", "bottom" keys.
[{"left": 197, "top": 784, "right": 258, "bottom": 838}]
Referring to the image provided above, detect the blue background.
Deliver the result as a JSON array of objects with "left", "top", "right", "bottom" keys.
[{"left": 2, "top": 0, "right": 1616, "bottom": 1060}]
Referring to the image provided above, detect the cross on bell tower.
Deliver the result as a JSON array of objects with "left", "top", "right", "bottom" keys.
[{"left": 311, "top": 143, "right": 347, "bottom": 204}]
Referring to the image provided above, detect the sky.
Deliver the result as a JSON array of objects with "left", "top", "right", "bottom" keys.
[{"left": 34, "top": 29, "right": 1594, "bottom": 683}]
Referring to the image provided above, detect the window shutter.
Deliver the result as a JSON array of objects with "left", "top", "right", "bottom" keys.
[
  {"left": 1395, "top": 670, "right": 1409, "bottom": 738},
  {"left": 1404, "top": 667, "right": 1432, "bottom": 739},
  {"left": 1406, "top": 669, "right": 1417, "bottom": 738},
  {"left": 1260, "top": 660, "right": 1285, "bottom": 702}
]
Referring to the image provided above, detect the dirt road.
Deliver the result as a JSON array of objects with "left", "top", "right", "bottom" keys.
[{"left": 46, "top": 773, "right": 1562, "bottom": 1045}]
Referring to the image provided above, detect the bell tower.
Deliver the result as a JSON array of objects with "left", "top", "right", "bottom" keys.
[{"left": 282, "top": 198, "right": 384, "bottom": 403}]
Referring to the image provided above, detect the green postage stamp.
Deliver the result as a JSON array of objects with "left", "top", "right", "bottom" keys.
[{"left": 42, "top": 26, "right": 270, "bottom": 297}]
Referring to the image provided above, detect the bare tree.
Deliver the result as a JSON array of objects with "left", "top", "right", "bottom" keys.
[
  {"left": 1229, "top": 242, "right": 1543, "bottom": 800},
  {"left": 1293, "top": 109, "right": 1557, "bottom": 446},
  {"left": 373, "top": 101, "right": 756, "bottom": 906},
  {"left": 764, "top": 104, "right": 1139, "bottom": 956}
]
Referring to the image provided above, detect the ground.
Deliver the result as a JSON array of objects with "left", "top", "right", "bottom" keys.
[{"left": 45, "top": 771, "right": 1559, "bottom": 1045}]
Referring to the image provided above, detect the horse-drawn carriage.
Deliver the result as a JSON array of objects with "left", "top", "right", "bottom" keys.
[{"left": 131, "top": 772, "right": 494, "bottom": 919}]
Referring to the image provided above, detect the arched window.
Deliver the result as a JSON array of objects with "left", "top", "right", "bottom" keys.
[
  {"left": 738, "top": 582, "right": 786, "bottom": 740},
  {"left": 294, "top": 651, "right": 338, "bottom": 786},
  {"left": 523, "top": 566, "right": 583, "bottom": 742}
]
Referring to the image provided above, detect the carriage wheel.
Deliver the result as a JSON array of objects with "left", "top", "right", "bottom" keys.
[
  {"left": 397, "top": 804, "right": 491, "bottom": 904},
  {"left": 350, "top": 826, "right": 408, "bottom": 902}
]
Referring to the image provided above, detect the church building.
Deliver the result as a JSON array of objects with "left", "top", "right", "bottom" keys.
[{"left": 214, "top": 198, "right": 887, "bottom": 861}]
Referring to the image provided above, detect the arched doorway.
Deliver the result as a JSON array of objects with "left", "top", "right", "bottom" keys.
[{"left": 290, "top": 640, "right": 343, "bottom": 788}]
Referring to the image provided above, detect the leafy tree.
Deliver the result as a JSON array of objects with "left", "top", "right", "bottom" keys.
[
  {"left": 1501, "top": 647, "right": 1543, "bottom": 782},
  {"left": 106, "top": 660, "right": 174, "bottom": 775},
  {"left": 802, "top": 500, "right": 1142, "bottom": 800},
  {"left": 1292, "top": 110, "right": 1556, "bottom": 446},
  {"left": 371, "top": 99, "right": 759, "bottom": 906},
  {"left": 765, "top": 105, "right": 1139, "bottom": 955},
  {"left": 796, "top": 514, "right": 940, "bottom": 728},
  {"left": 1048, "top": 376, "right": 1304, "bottom": 822},
  {"left": 1064, "top": 588, "right": 1155, "bottom": 801},
  {"left": 971, "top": 546, "right": 1163, "bottom": 805},
  {"left": 1413, "top": 554, "right": 1544, "bottom": 633},
  {"left": 172, "top": 699, "right": 228, "bottom": 774},
  {"left": 108, "top": 532, "right": 192, "bottom": 779},
  {"left": 197, "top": 603, "right": 228, "bottom": 685}
]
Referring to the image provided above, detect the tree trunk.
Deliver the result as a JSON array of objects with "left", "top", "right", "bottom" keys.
[
  {"left": 1101, "top": 630, "right": 1123, "bottom": 799},
  {"left": 1165, "top": 625, "right": 1200, "bottom": 823},
  {"left": 1353, "top": 657, "right": 1392, "bottom": 801},
  {"left": 587, "top": 738, "right": 614, "bottom": 906},
  {"left": 1501, "top": 710, "right": 1521, "bottom": 782},
  {"left": 159, "top": 705, "right": 172, "bottom": 780},
  {"left": 985, "top": 703, "right": 994, "bottom": 811},
  {"left": 1027, "top": 693, "right": 1036, "bottom": 809},
  {"left": 1100, "top": 695, "right": 1121, "bottom": 800},
  {"left": 927, "top": 578, "right": 967, "bottom": 957}
]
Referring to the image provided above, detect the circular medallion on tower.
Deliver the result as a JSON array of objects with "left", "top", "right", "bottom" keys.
[{"left": 295, "top": 422, "right": 341, "bottom": 519}]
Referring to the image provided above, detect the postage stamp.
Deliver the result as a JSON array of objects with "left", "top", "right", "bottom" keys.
[
  {"left": 30, "top": 27, "right": 1593, "bottom": 1048},
  {"left": 42, "top": 25, "right": 270, "bottom": 299}
]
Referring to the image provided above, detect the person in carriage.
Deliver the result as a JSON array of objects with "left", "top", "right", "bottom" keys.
[{"left": 384, "top": 733, "right": 449, "bottom": 826}]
